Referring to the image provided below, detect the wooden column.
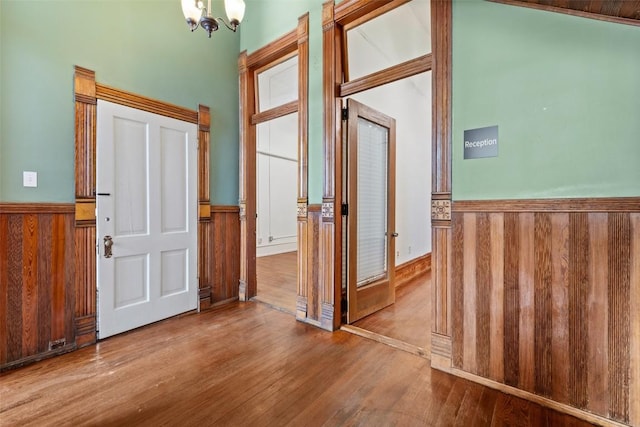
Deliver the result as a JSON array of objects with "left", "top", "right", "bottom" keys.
[
  {"left": 320, "top": 1, "right": 342, "bottom": 330},
  {"left": 238, "top": 51, "right": 256, "bottom": 301},
  {"left": 430, "top": 0, "right": 454, "bottom": 369},
  {"left": 198, "top": 105, "right": 213, "bottom": 309},
  {"left": 73, "top": 66, "right": 98, "bottom": 347},
  {"left": 296, "top": 14, "right": 311, "bottom": 321}
]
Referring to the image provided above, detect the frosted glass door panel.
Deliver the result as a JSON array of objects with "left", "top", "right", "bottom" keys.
[{"left": 356, "top": 118, "right": 389, "bottom": 286}]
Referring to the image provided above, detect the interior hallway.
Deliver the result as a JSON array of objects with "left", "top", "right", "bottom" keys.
[
  {"left": 255, "top": 251, "right": 297, "bottom": 314},
  {"left": 0, "top": 301, "right": 595, "bottom": 426}
]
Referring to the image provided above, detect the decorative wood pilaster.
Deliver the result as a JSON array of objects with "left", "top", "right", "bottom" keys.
[
  {"left": 296, "top": 14, "right": 311, "bottom": 322},
  {"left": 318, "top": 1, "right": 342, "bottom": 331},
  {"left": 73, "top": 66, "right": 98, "bottom": 347},
  {"left": 198, "top": 105, "right": 212, "bottom": 309},
  {"left": 238, "top": 51, "right": 256, "bottom": 301},
  {"left": 430, "top": 0, "right": 453, "bottom": 367}
]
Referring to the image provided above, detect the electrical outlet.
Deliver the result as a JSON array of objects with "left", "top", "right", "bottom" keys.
[
  {"left": 408, "top": 246, "right": 412, "bottom": 254},
  {"left": 23, "top": 171, "right": 38, "bottom": 187},
  {"left": 396, "top": 250, "right": 400, "bottom": 257}
]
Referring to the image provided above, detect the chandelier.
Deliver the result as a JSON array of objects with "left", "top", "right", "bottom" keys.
[{"left": 181, "top": 0, "right": 246, "bottom": 38}]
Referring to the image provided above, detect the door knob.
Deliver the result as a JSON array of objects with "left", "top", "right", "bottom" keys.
[
  {"left": 391, "top": 232, "right": 399, "bottom": 237},
  {"left": 104, "top": 235, "right": 113, "bottom": 258}
]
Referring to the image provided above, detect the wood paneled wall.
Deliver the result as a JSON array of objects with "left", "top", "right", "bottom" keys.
[
  {"left": 450, "top": 199, "right": 640, "bottom": 425},
  {"left": 297, "top": 205, "right": 322, "bottom": 325},
  {"left": 0, "top": 204, "right": 76, "bottom": 370},
  {"left": 207, "top": 206, "right": 241, "bottom": 306}
]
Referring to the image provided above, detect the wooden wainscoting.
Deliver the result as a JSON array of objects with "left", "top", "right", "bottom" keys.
[
  {"left": 297, "top": 205, "right": 323, "bottom": 327},
  {"left": 0, "top": 204, "right": 76, "bottom": 371},
  {"left": 450, "top": 198, "right": 640, "bottom": 425},
  {"left": 200, "top": 206, "right": 240, "bottom": 307}
]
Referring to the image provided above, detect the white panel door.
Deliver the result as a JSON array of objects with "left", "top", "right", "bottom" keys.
[{"left": 96, "top": 100, "right": 198, "bottom": 339}]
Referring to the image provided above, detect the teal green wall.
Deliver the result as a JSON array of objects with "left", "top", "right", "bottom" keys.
[
  {"left": 0, "top": 0, "right": 240, "bottom": 204},
  {"left": 240, "top": 0, "right": 325, "bottom": 204},
  {"left": 452, "top": 1, "right": 640, "bottom": 200}
]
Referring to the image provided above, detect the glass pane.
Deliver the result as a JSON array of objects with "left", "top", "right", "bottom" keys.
[
  {"left": 346, "top": 0, "right": 431, "bottom": 81},
  {"left": 356, "top": 117, "right": 388, "bottom": 286},
  {"left": 257, "top": 55, "right": 298, "bottom": 112}
]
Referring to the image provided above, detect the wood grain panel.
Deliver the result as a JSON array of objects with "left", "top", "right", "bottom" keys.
[
  {"left": 210, "top": 207, "right": 240, "bottom": 304},
  {"left": 503, "top": 212, "right": 520, "bottom": 387},
  {"left": 475, "top": 213, "right": 491, "bottom": 378},
  {"left": 518, "top": 213, "right": 535, "bottom": 393},
  {"left": 630, "top": 213, "right": 640, "bottom": 426},
  {"left": 431, "top": 0, "right": 452, "bottom": 194},
  {"left": 568, "top": 213, "right": 589, "bottom": 409},
  {"left": 63, "top": 214, "right": 75, "bottom": 349},
  {"left": 1, "top": 208, "right": 76, "bottom": 370},
  {"left": 533, "top": 213, "right": 552, "bottom": 397},
  {"left": 450, "top": 202, "right": 637, "bottom": 425},
  {"left": 198, "top": 220, "right": 213, "bottom": 310},
  {"left": 462, "top": 214, "right": 477, "bottom": 374},
  {"left": 0, "top": 215, "right": 7, "bottom": 365},
  {"left": 74, "top": 226, "right": 96, "bottom": 347},
  {"left": 37, "top": 215, "right": 53, "bottom": 354},
  {"left": 451, "top": 214, "right": 464, "bottom": 368},
  {"left": 5, "top": 215, "right": 22, "bottom": 362},
  {"left": 432, "top": 227, "right": 451, "bottom": 335},
  {"left": 587, "top": 213, "right": 608, "bottom": 416},
  {"left": 7, "top": 215, "right": 23, "bottom": 363},
  {"left": 21, "top": 214, "right": 38, "bottom": 357},
  {"left": 307, "top": 206, "right": 322, "bottom": 323},
  {"left": 297, "top": 218, "right": 308, "bottom": 319},
  {"left": 550, "top": 213, "right": 569, "bottom": 405},
  {"left": 489, "top": 213, "right": 504, "bottom": 383},
  {"left": 608, "top": 213, "right": 630, "bottom": 423}
]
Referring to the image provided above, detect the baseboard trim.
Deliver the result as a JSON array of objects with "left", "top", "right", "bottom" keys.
[
  {"left": 433, "top": 364, "right": 626, "bottom": 427},
  {"left": 395, "top": 253, "right": 431, "bottom": 288}
]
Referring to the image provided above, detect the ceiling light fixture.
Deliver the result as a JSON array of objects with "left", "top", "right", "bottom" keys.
[{"left": 181, "top": 0, "right": 246, "bottom": 38}]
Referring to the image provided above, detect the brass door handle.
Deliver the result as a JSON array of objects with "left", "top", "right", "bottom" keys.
[{"left": 104, "top": 235, "right": 113, "bottom": 258}]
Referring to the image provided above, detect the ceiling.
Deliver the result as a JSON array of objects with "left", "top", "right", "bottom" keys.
[{"left": 496, "top": 0, "right": 640, "bottom": 24}]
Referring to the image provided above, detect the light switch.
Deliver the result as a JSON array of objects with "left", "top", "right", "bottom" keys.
[{"left": 23, "top": 171, "right": 38, "bottom": 187}]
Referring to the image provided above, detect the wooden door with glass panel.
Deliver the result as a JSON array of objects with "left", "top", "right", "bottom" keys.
[{"left": 346, "top": 98, "right": 396, "bottom": 323}]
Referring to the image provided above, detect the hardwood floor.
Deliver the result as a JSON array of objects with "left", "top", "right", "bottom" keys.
[
  {"left": 352, "top": 271, "right": 431, "bottom": 354},
  {"left": 255, "top": 251, "right": 297, "bottom": 314},
  {"left": 0, "top": 301, "right": 595, "bottom": 426}
]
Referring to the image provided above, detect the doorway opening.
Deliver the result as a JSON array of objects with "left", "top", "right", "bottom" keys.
[
  {"left": 326, "top": 0, "right": 433, "bottom": 354},
  {"left": 254, "top": 55, "right": 299, "bottom": 314},
  {"left": 238, "top": 15, "right": 309, "bottom": 315}
]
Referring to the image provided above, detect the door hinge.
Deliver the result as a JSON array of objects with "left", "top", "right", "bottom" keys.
[
  {"left": 342, "top": 107, "right": 348, "bottom": 121},
  {"left": 341, "top": 203, "right": 349, "bottom": 216}
]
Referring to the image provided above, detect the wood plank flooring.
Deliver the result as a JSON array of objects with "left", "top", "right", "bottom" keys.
[
  {"left": 255, "top": 251, "right": 297, "bottom": 314},
  {"left": 0, "top": 301, "right": 595, "bottom": 426},
  {"left": 353, "top": 271, "right": 431, "bottom": 353}
]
